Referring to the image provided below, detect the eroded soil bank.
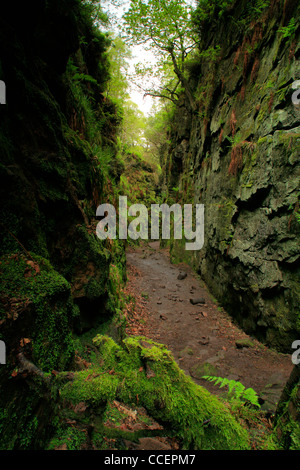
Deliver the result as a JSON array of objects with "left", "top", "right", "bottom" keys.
[{"left": 125, "top": 241, "right": 293, "bottom": 413}]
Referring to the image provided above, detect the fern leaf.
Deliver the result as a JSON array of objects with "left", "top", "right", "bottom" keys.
[{"left": 242, "top": 388, "right": 260, "bottom": 407}]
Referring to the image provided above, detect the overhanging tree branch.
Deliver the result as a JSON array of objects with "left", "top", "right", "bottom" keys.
[
  {"left": 167, "top": 43, "right": 196, "bottom": 110},
  {"left": 143, "top": 91, "right": 178, "bottom": 104}
]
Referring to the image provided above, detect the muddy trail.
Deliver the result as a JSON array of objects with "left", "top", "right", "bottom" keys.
[{"left": 125, "top": 241, "right": 293, "bottom": 414}]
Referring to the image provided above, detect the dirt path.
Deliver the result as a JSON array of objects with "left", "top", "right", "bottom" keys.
[{"left": 125, "top": 241, "right": 293, "bottom": 413}]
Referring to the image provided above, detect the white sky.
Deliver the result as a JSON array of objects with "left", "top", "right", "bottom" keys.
[
  {"left": 130, "top": 89, "right": 155, "bottom": 116},
  {"left": 126, "top": 45, "right": 160, "bottom": 116}
]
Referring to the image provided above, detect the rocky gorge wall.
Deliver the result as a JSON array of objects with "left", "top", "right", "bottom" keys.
[
  {"left": 0, "top": 1, "right": 127, "bottom": 448},
  {"left": 163, "top": 0, "right": 300, "bottom": 353}
]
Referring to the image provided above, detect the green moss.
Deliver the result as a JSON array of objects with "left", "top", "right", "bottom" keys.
[
  {"left": 47, "top": 425, "right": 88, "bottom": 450},
  {"left": 0, "top": 389, "right": 54, "bottom": 450},
  {"left": 0, "top": 0, "right": 126, "bottom": 451},
  {"left": 62, "top": 224, "right": 111, "bottom": 299},
  {"left": 272, "top": 383, "right": 300, "bottom": 450},
  {"left": 169, "top": 237, "right": 196, "bottom": 266},
  {"left": 0, "top": 252, "right": 77, "bottom": 371},
  {"left": 59, "top": 335, "right": 250, "bottom": 450}
]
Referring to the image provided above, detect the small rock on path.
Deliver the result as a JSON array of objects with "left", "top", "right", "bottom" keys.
[{"left": 125, "top": 242, "right": 293, "bottom": 413}]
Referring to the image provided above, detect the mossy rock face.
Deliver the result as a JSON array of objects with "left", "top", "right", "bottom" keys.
[
  {"left": 0, "top": 0, "right": 128, "bottom": 450},
  {"left": 61, "top": 225, "right": 111, "bottom": 300},
  {"left": 0, "top": 0, "right": 131, "bottom": 451},
  {"left": 0, "top": 252, "right": 78, "bottom": 449},
  {"left": 0, "top": 252, "right": 77, "bottom": 372},
  {"left": 272, "top": 366, "right": 300, "bottom": 450},
  {"left": 163, "top": 0, "right": 300, "bottom": 353},
  {"left": 56, "top": 335, "right": 250, "bottom": 450}
]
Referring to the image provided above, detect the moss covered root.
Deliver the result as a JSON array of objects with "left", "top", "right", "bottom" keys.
[{"left": 58, "top": 335, "right": 250, "bottom": 450}]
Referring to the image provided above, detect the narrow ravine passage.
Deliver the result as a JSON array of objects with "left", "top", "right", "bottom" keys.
[
  {"left": 125, "top": 241, "right": 293, "bottom": 414},
  {"left": 1, "top": 0, "right": 298, "bottom": 452}
]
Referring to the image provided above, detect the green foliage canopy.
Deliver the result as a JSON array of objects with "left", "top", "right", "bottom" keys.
[
  {"left": 106, "top": 35, "right": 132, "bottom": 104},
  {"left": 123, "top": 0, "right": 196, "bottom": 57},
  {"left": 122, "top": 0, "right": 198, "bottom": 109}
]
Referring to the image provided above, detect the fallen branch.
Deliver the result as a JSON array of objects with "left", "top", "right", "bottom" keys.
[{"left": 16, "top": 351, "right": 51, "bottom": 385}]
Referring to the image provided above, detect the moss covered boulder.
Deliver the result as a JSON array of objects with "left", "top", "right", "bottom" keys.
[
  {"left": 0, "top": 252, "right": 78, "bottom": 449},
  {"left": 0, "top": 252, "right": 77, "bottom": 371}
]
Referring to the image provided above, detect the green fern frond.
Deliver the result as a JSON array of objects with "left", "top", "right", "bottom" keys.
[{"left": 202, "top": 375, "right": 260, "bottom": 408}]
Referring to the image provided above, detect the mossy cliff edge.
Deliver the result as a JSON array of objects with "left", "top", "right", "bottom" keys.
[
  {"left": 0, "top": 0, "right": 251, "bottom": 450},
  {"left": 0, "top": 0, "right": 126, "bottom": 449},
  {"left": 160, "top": 0, "right": 300, "bottom": 450}
]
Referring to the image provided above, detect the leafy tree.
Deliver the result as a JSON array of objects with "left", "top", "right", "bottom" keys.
[
  {"left": 105, "top": 34, "right": 132, "bottom": 105},
  {"left": 105, "top": 35, "right": 147, "bottom": 154},
  {"left": 122, "top": 0, "right": 198, "bottom": 110},
  {"left": 81, "top": 0, "right": 110, "bottom": 27},
  {"left": 120, "top": 100, "right": 147, "bottom": 151},
  {"left": 191, "top": 0, "right": 234, "bottom": 24},
  {"left": 143, "top": 103, "right": 173, "bottom": 160}
]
